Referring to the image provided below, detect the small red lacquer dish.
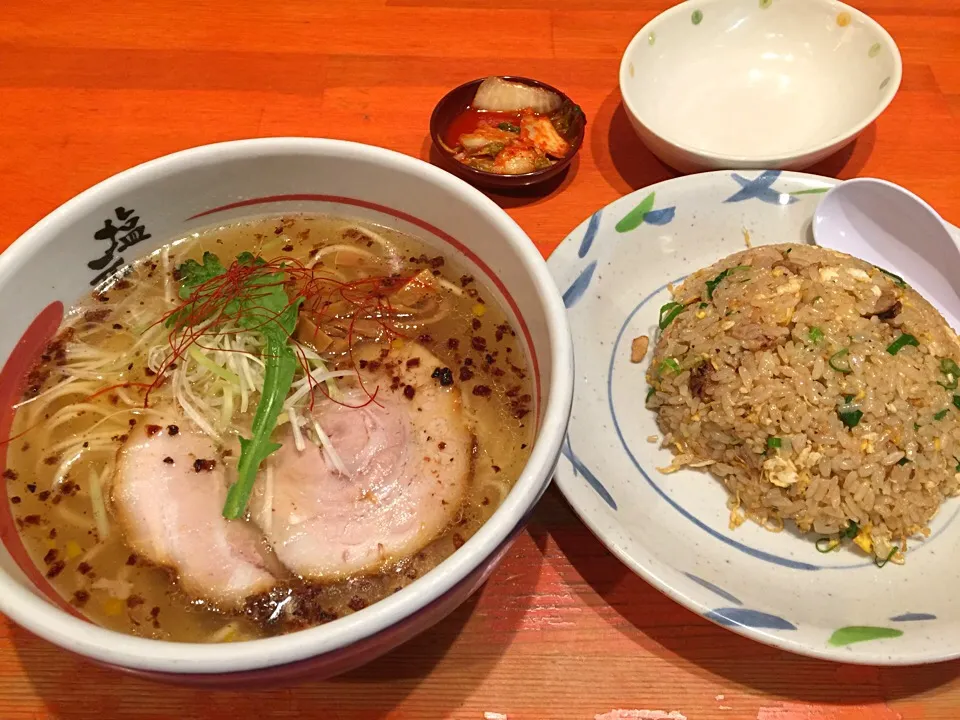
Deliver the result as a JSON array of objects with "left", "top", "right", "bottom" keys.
[{"left": 429, "top": 76, "right": 587, "bottom": 190}]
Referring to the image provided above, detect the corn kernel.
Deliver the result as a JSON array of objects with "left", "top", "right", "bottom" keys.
[
  {"left": 696, "top": 311, "right": 706, "bottom": 319},
  {"left": 391, "top": 338, "right": 405, "bottom": 350},
  {"left": 103, "top": 598, "right": 125, "bottom": 616},
  {"left": 65, "top": 540, "right": 82, "bottom": 560},
  {"left": 472, "top": 303, "right": 487, "bottom": 317},
  {"left": 935, "top": 437, "right": 942, "bottom": 451}
]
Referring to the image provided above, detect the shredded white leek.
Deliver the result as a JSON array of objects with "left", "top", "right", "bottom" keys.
[
  {"left": 189, "top": 346, "right": 241, "bottom": 384},
  {"left": 88, "top": 469, "right": 110, "bottom": 540},
  {"left": 219, "top": 382, "right": 235, "bottom": 430},
  {"left": 287, "top": 406, "right": 306, "bottom": 452},
  {"left": 309, "top": 411, "right": 347, "bottom": 476}
]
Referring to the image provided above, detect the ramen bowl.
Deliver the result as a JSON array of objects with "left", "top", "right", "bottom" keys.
[
  {"left": 0, "top": 138, "right": 573, "bottom": 684},
  {"left": 619, "top": 0, "right": 902, "bottom": 173}
]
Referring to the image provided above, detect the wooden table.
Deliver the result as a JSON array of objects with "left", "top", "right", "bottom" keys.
[{"left": 1, "top": 1, "right": 959, "bottom": 718}]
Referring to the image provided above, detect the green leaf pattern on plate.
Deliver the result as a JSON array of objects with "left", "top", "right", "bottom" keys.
[
  {"left": 828, "top": 626, "right": 904, "bottom": 647},
  {"left": 869, "top": 42, "right": 882, "bottom": 58},
  {"left": 788, "top": 187, "right": 831, "bottom": 196},
  {"left": 615, "top": 192, "right": 656, "bottom": 232},
  {"left": 691, "top": 9, "right": 703, "bottom": 25}
]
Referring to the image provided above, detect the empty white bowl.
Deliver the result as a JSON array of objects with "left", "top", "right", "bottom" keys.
[{"left": 619, "top": 0, "right": 902, "bottom": 173}]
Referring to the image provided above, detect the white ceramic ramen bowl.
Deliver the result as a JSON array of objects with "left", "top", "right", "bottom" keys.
[
  {"left": 619, "top": 0, "right": 902, "bottom": 173},
  {"left": 0, "top": 138, "right": 573, "bottom": 683}
]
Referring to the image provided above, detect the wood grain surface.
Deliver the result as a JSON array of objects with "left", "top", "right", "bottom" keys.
[{"left": 1, "top": 1, "right": 959, "bottom": 718}]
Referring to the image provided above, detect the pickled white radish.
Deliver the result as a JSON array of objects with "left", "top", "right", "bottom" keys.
[{"left": 472, "top": 76, "right": 562, "bottom": 114}]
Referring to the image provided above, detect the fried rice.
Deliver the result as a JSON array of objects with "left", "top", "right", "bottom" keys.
[{"left": 646, "top": 243, "right": 960, "bottom": 564}]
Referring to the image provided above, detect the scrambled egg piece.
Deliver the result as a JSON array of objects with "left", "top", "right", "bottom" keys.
[
  {"left": 846, "top": 268, "right": 871, "bottom": 282},
  {"left": 853, "top": 523, "right": 874, "bottom": 554},
  {"left": 762, "top": 455, "right": 799, "bottom": 488}
]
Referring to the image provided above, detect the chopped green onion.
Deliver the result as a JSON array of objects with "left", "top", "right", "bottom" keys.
[
  {"left": 658, "top": 301, "right": 685, "bottom": 330},
  {"left": 838, "top": 406, "right": 863, "bottom": 429},
  {"left": 829, "top": 348, "right": 852, "bottom": 374},
  {"left": 935, "top": 409, "right": 950, "bottom": 421},
  {"left": 808, "top": 327, "right": 824, "bottom": 343},
  {"left": 874, "top": 547, "right": 898, "bottom": 568},
  {"left": 897, "top": 457, "right": 910, "bottom": 466},
  {"left": 939, "top": 358, "right": 960, "bottom": 389},
  {"left": 842, "top": 521, "right": 859, "bottom": 539},
  {"left": 698, "top": 302, "right": 708, "bottom": 309},
  {"left": 704, "top": 266, "right": 749, "bottom": 299},
  {"left": 646, "top": 387, "right": 656, "bottom": 402},
  {"left": 767, "top": 437, "right": 782, "bottom": 449},
  {"left": 844, "top": 394, "right": 855, "bottom": 403},
  {"left": 659, "top": 358, "right": 681, "bottom": 374},
  {"left": 886, "top": 333, "right": 919, "bottom": 355},
  {"left": 955, "top": 460, "right": 960, "bottom": 473},
  {"left": 815, "top": 537, "right": 839, "bottom": 553},
  {"left": 914, "top": 423, "right": 921, "bottom": 430},
  {"left": 497, "top": 122, "right": 520, "bottom": 132},
  {"left": 953, "top": 395, "right": 960, "bottom": 411},
  {"left": 877, "top": 267, "right": 906, "bottom": 288}
]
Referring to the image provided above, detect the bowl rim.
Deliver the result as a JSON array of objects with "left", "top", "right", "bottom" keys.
[
  {"left": 428, "top": 75, "right": 586, "bottom": 182},
  {"left": 0, "top": 137, "right": 574, "bottom": 674},
  {"left": 618, "top": 0, "right": 903, "bottom": 164}
]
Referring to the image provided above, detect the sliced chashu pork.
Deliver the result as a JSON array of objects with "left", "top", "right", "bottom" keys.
[
  {"left": 251, "top": 342, "right": 473, "bottom": 580},
  {"left": 112, "top": 424, "right": 276, "bottom": 607}
]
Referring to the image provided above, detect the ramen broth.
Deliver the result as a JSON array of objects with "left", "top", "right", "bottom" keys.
[{"left": 4, "top": 215, "right": 534, "bottom": 642}]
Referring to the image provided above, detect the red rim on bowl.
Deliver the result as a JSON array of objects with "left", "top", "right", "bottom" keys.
[{"left": 429, "top": 76, "right": 586, "bottom": 190}]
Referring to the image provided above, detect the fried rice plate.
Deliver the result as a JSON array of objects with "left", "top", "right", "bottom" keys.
[{"left": 647, "top": 243, "right": 960, "bottom": 563}]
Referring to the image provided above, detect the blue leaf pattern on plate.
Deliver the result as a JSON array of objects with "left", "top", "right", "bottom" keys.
[
  {"left": 724, "top": 170, "right": 798, "bottom": 205},
  {"left": 684, "top": 573, "right": 742, "bottom": 606},
  {"left": 705, "top": 608, "right": 797, "bottom": 630},
  {"left": 890, "top": 612, "right": 937, "bottom": 622},
  {"left": 642, "top": 207, "right": 676, "bottom": 226},
  {"left": 561, "top": 435, "right": 617, "bottom": 510},
  {"left": 578, "top": 210, "right": 603, "bottom": 258},
  {"left": 562, "top": 260, "right": 597, "bottom": 309}
]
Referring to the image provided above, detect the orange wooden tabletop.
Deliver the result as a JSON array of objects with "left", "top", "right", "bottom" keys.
[{"left": 2, "top": 1, "right": 960, "bottom": 718}]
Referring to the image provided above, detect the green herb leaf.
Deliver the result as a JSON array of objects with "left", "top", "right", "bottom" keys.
[
  {"left": 808, "top": 327, "right": 824, "bottom": 343},
  {"left": 935, "top": 409, "right": 949, "bottom": 421},
  {"left": 843, "top": 521, "right": 859, "bottom": 539},
  {"left": 886, "top": 333, "right": 918, "bottom": 355},
  {"left": 954, "top": 395, "right": 960, "bottom": 411},
  {"left": 897, "top": 457, "right": 910, "bottom": 466},
  {"left": 646, "top": 386, "right": 656, "bottom": 402},
  {"left": 658, "top": 302, "right": 684, "bottom": 330},
  {"left": 497, "top": 122, "right": 520, "bottom": 133},
  {"left": 829, "top": 348, "right": 852, "bottom": 373},
  {"left": 767, "top": 437, "right": 782, "bottom": 449}
]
